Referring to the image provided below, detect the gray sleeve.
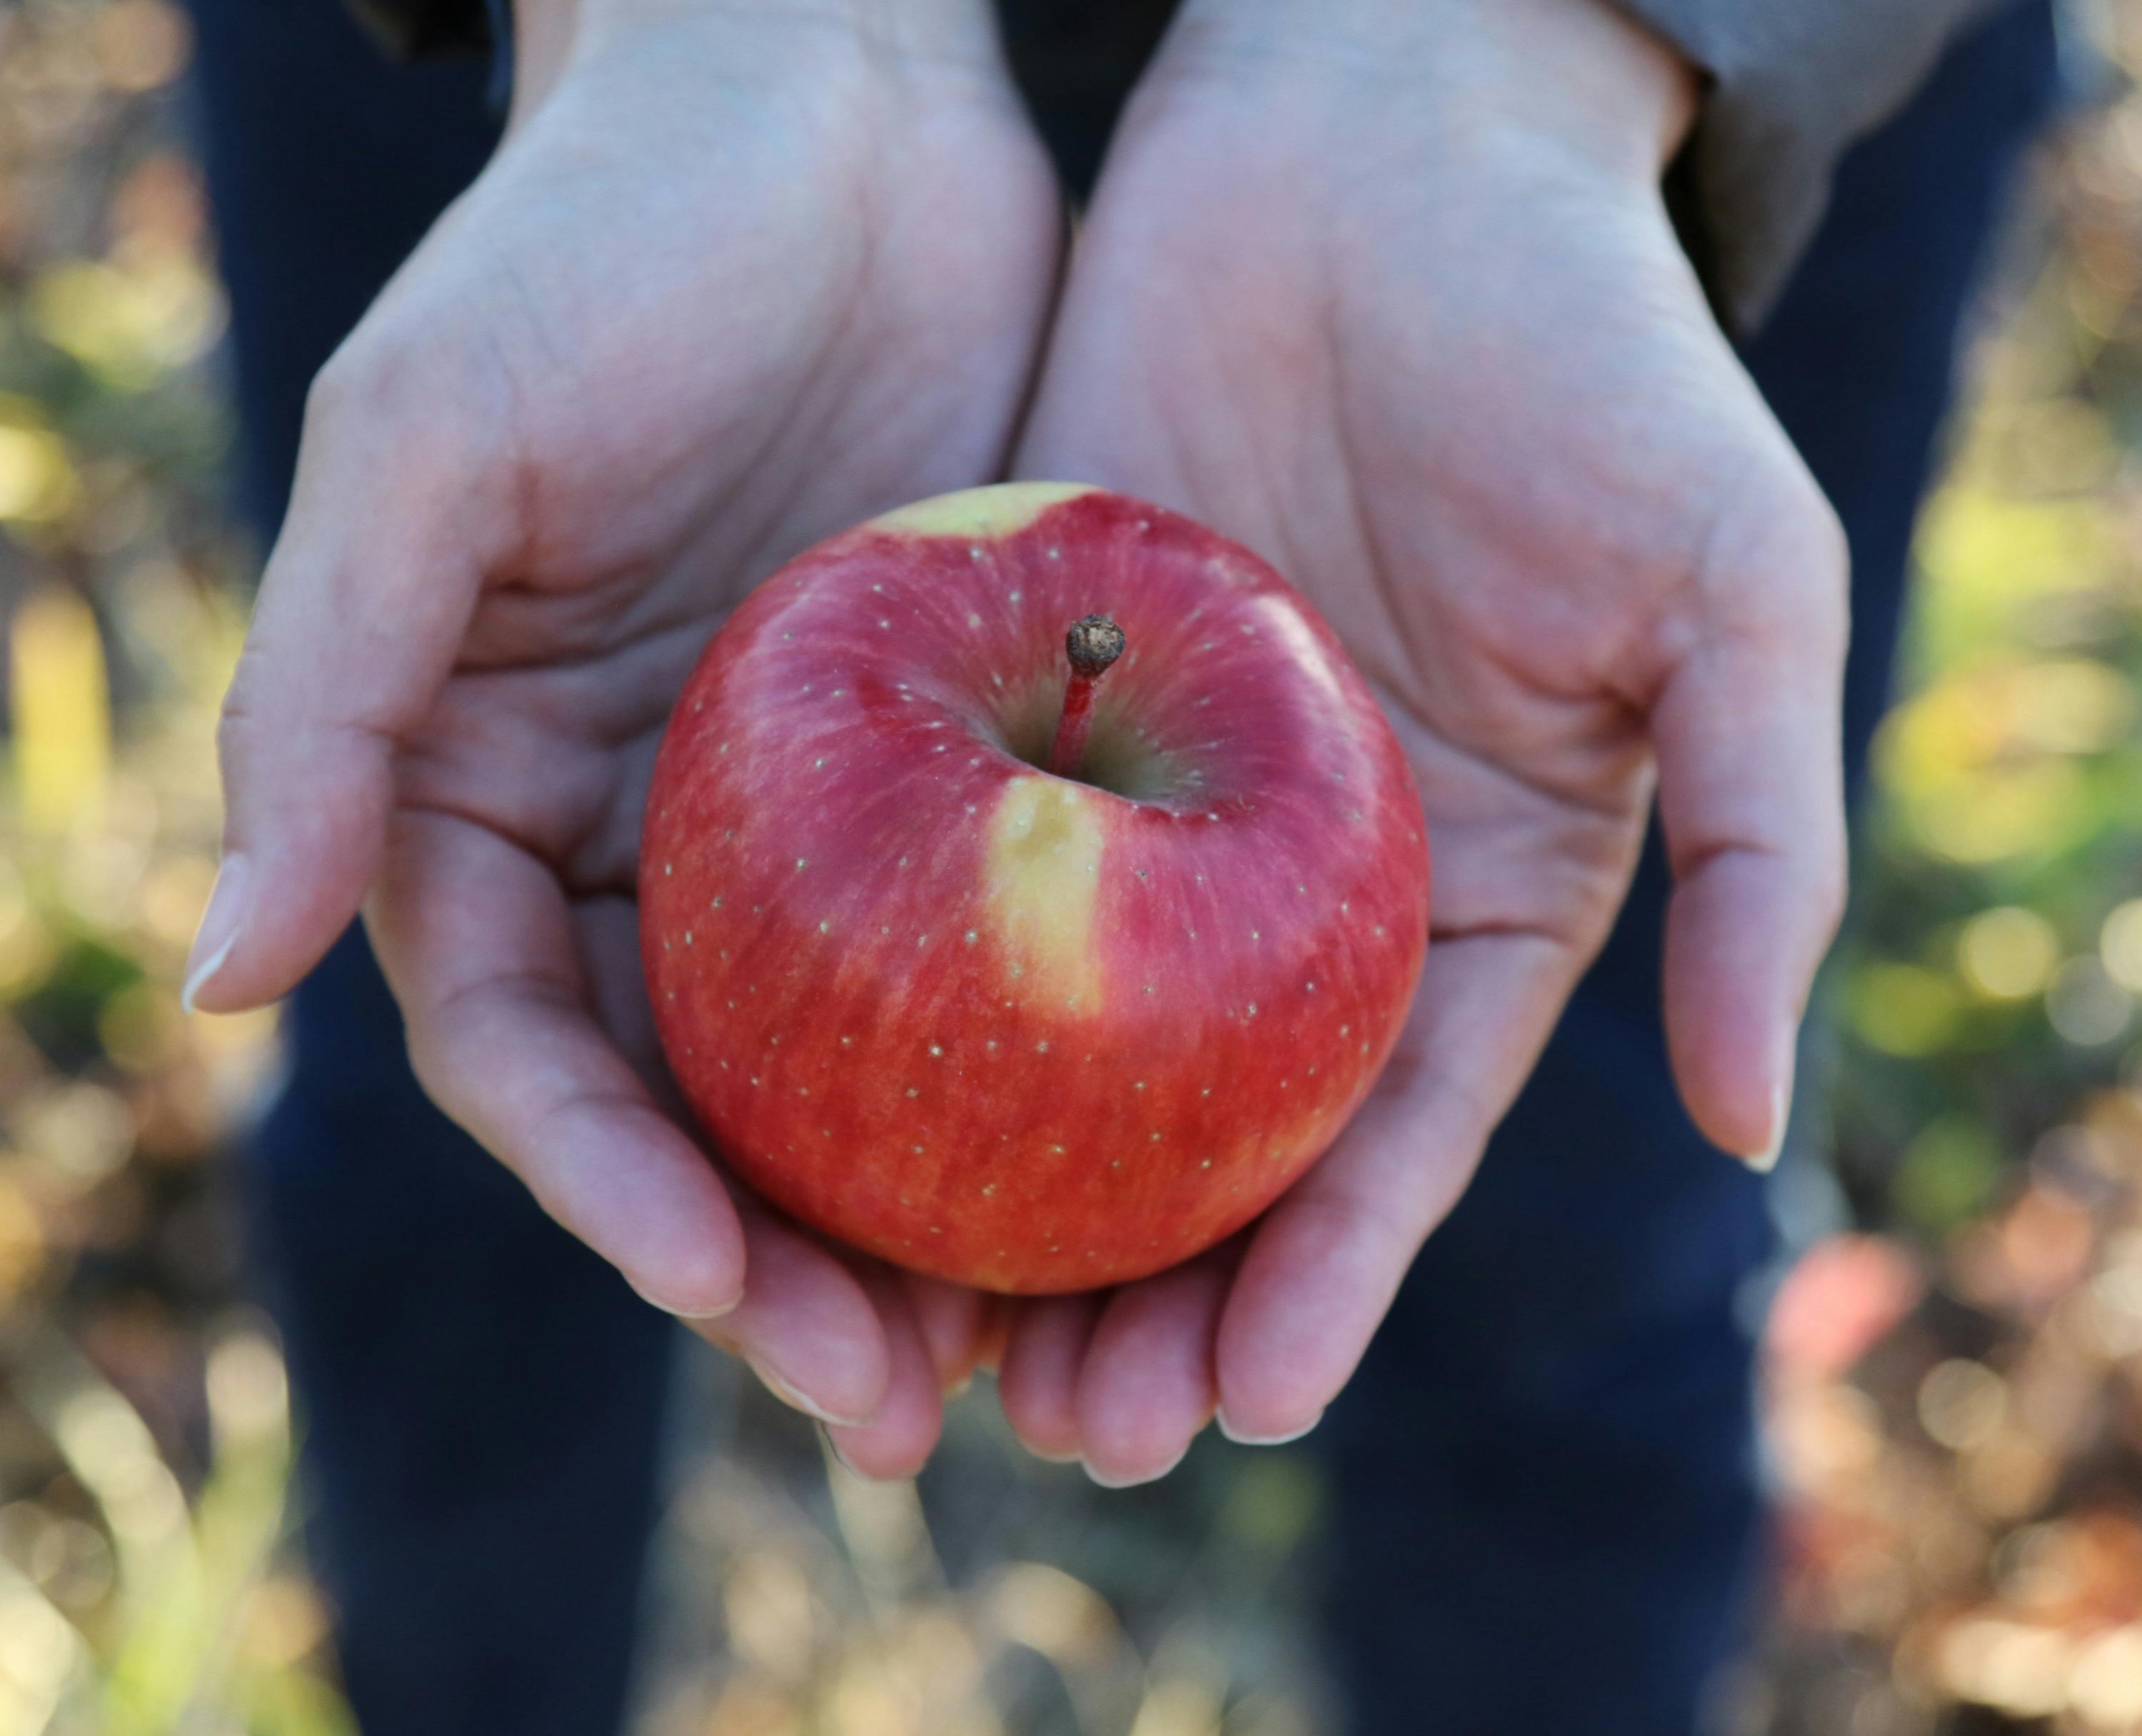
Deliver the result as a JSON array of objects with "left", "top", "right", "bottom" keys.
[{"left": 1616, "top": 0, "right": 2018, "bottom": 328}]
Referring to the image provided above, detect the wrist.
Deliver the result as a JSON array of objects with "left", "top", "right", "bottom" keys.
[
  {"left": 510, "top": 0, "right": 1002, "bottom": 116},
  {"left": 1166, "top": 0, "right": 1698, "bottom": 179}
]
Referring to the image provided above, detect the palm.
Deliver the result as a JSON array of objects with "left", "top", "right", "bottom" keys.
[
  {"left": 206, "top": 8, "right": 1060, "bottom": 1470},
  {"left": 1002, "top": 40, "right": 1846, "bottom": 1475}
]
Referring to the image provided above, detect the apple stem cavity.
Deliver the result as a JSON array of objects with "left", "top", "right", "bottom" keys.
[{"left": 1048, "top": 614, "right": 1126, "bottom": 781}]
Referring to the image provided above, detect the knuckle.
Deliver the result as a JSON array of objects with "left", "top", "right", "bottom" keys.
[
  {"left": 1810, "top": 847, "right": 1850, "bottom": 939},
  {"left": 1696, "top": 452, "right": 1850, "bottom": 661},
  {"left": 302, "top": 313, "right": 506, "bottom": 480}
]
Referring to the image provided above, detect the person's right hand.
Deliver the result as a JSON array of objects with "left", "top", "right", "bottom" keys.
[{"left": 182, "top": 0, "right": 1060, "bottom": 1477}]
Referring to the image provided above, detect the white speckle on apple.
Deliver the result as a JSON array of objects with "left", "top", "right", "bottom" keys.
[
  {"left": 1035, "top": 1040, "right": 1049, "bottom": 1053},
  {"left": 981, "top": 1182, "right": 997, "bottom": 1196},
  {"left": 818, "top": 920, "right": 830, "bottom": 934},
  {"left": 1009, "top": 590, "right": 1022, "bottom": 604},
  {"left": 967, "top": 612, "right": 982, "bottom": 627},
  {"left": 964, "top": 930, "right": 977, "bottom": 944},
  {"left": 795, "top": 858, "right": 808, "bottom": 871},
  {"left": 929, "top": 1044, "right": 943, "bottom": 1056},
  {"left": 683, "top": 930, "right": 693, "bottom": 946}
]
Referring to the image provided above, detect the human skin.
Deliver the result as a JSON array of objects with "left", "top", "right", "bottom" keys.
[
  {"left": 180, "top": 0, "right": 1064, "bottom": 1478},
  {"left": 995, "top": 0, "right": 1849, "bottom": 1485},
  {"left": 186, "top": 0, "right": 1849, "bottom": 1488}
]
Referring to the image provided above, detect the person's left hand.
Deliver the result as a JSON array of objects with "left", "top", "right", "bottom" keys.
[{"left": 993, "top": 0, "right": 1850, "bottom": 1484}]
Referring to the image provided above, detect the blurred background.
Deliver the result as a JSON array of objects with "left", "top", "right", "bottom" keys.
[{"left": 1, "top": 1, "right": 2141, "bottom": 1732}]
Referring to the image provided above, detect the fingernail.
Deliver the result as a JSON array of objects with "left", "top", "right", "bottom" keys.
[
  {"left": 1741, "top": 1076, "right": 1791, "bottom": 1173},
  {"left": 1217, "top": 1407, "right": 1323, "bottom": 1446},
  {"left": 1027, "top": 1445, "right": 1082, "bottom": 1465},
  {"left": 181, "top": 853, "right": 250, "bottom": 1014},
  {"left": 816, "top": 1423, "right": 886, "bottom": 1482},
  {"left": 748, "top": 1356, "right": 875, "bottom": 1429},
  {"left": 627, "top": 1274, "right": 743, "bottom": 1321},
  {"left": 1083, "top": 1445, "right": 1188, "bottom": 1490}
]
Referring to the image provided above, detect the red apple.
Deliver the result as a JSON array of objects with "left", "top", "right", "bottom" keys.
[{"left": 640, "top": 484, "right": 1429, "bottom": 1294}]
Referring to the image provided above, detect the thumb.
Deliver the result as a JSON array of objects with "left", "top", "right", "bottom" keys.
[
  {"left": 1654, "top": 470, "right": 1851, "bottom": 1166},
  {"left": 183, "top": 342, "right": 503, "bottom": 1013}
]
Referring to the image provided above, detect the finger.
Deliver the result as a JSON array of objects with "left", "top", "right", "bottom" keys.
[
  {"left": 1214, "top": 932, "right": 1579, "bottom": 1443},
  {"left": 822, "top": 1267, "right": 946, "bottom": 1480},
  {"left": 997, "top": 1294, "right": 1105, "bottom": 1463},
  {"left": 186, "top": 340, "right": 502, "bottom": 1014},
  {"left": 903, "top": 1273, "right": 996, "bottom": 1393},
  {"left": 570, "top": 889, "right": 895, "bottom": 1425},
  {"left": 698, "top": 1208, "right": 895, "bottom": 1430},
  {"left": 1077, "top": 1248, "right": 1235, "bottom": 1488},
  {"left": 368, "top": 808, "right": 749, "bottom": 1323},
  {"left": 1654, "top": 498, "right": 1849, "bottom": 1164}
]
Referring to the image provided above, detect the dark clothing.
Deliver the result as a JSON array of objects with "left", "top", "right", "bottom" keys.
[{"left": 182, "top": 2, "right": 2058, "bottom": 1732}]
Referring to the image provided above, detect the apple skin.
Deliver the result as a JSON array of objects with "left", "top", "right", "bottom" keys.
[{"left": 640, "top": 483, "right": 1429, "bottom": 1294}]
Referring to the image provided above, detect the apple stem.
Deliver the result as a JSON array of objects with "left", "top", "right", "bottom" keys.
[{"left": 1047, "top": 614, "right": 1126, "bottom": 780}]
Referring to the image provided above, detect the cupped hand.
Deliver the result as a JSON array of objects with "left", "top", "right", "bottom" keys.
[
  {"left": 1001, "top": 0, "right": 1849, "bottom": 1483},
  {"left": 184, "top": 0, "right": 1060, "bottom": 1475}
]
